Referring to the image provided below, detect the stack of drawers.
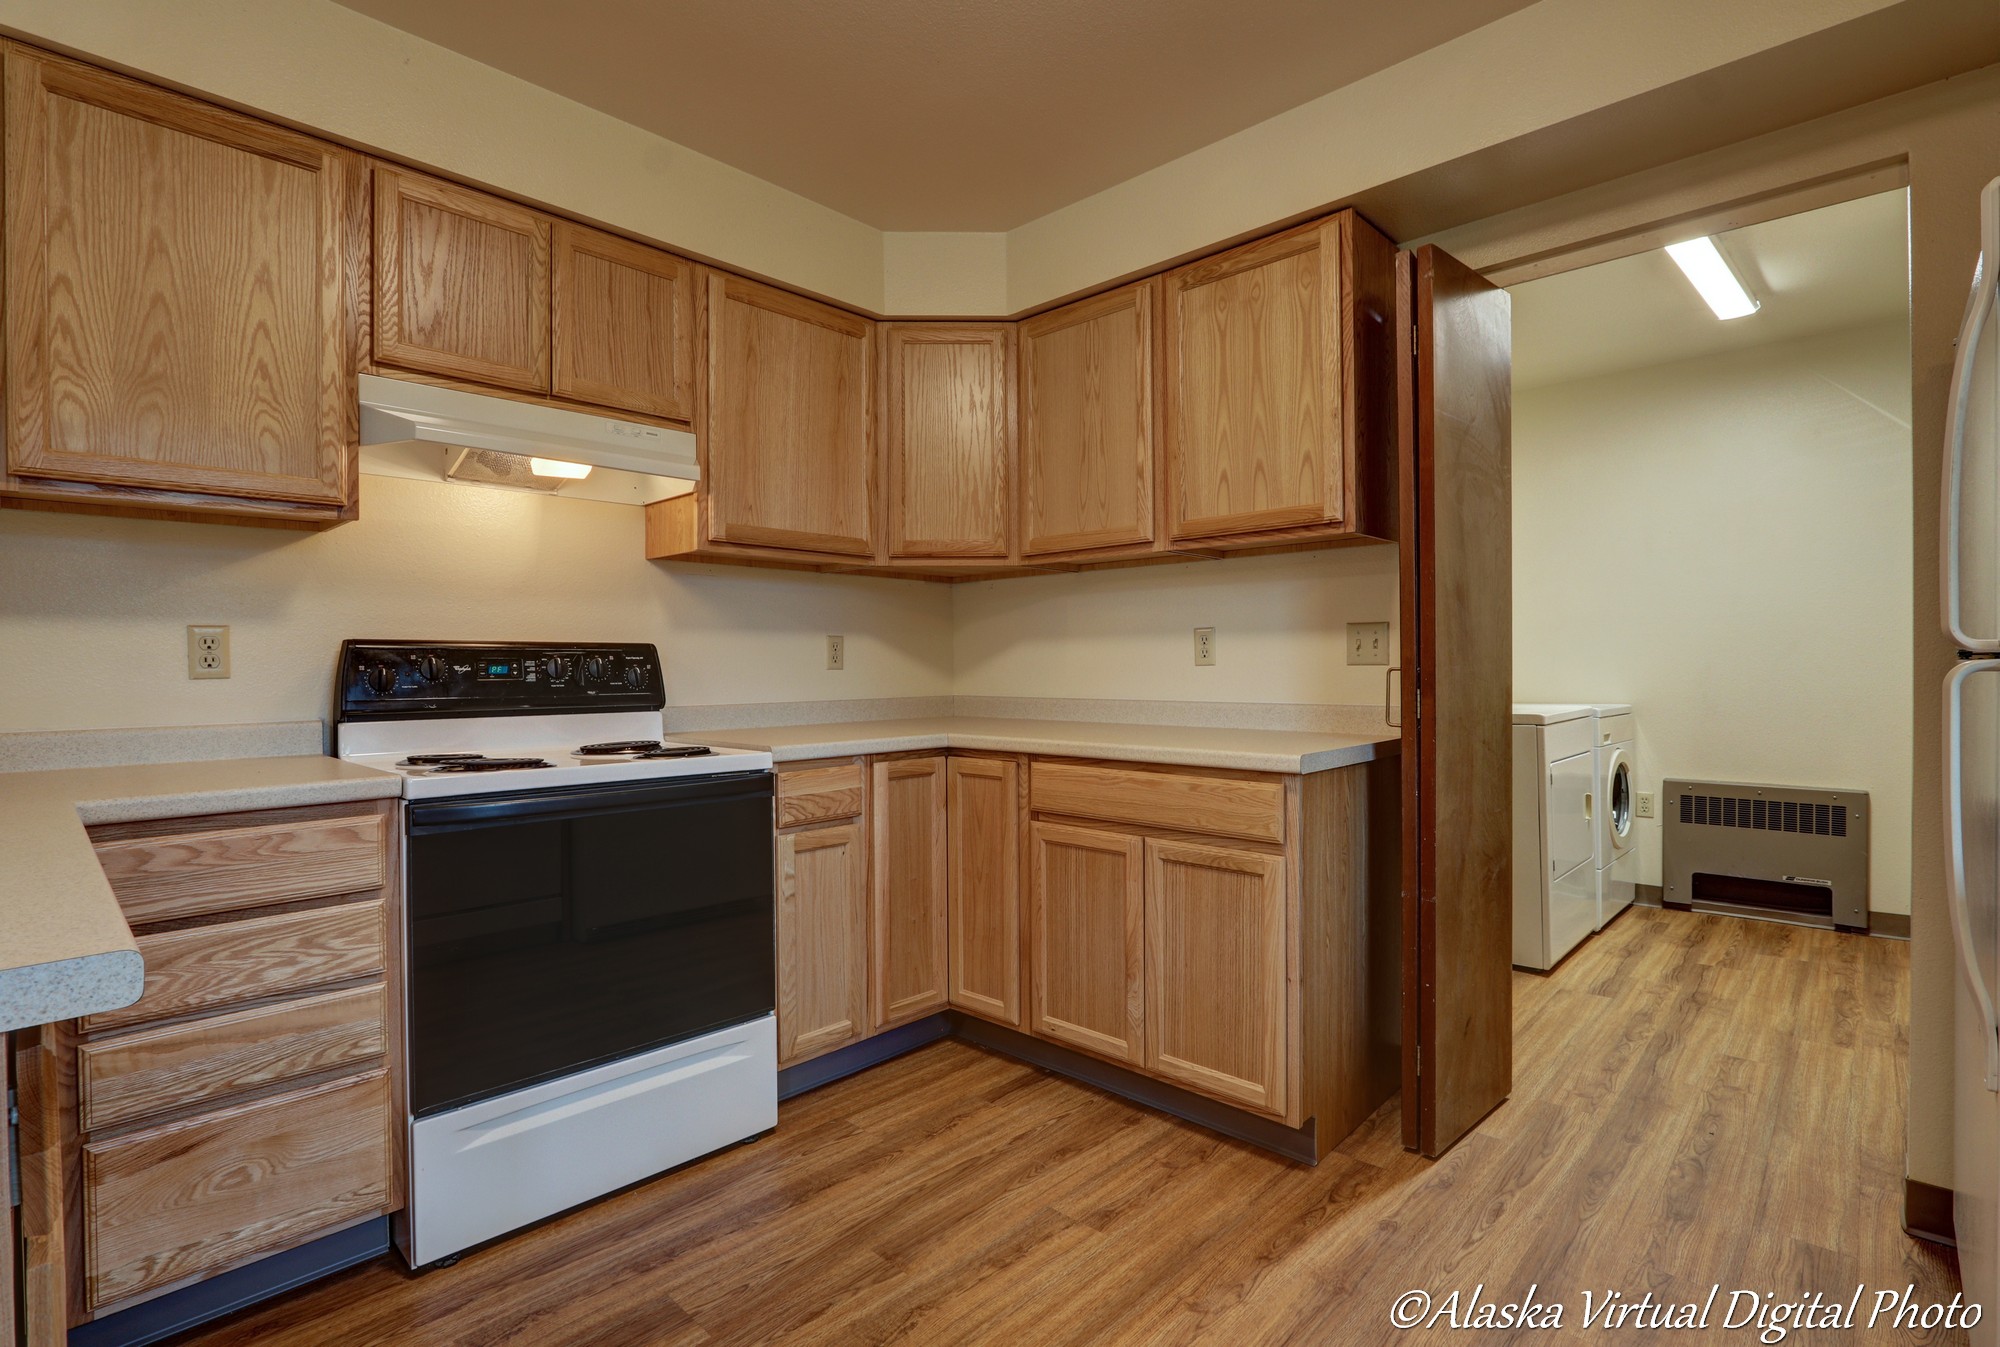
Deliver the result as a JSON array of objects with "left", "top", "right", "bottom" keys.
[{"left": 71, "top": 801, "right": 398, "bottom": 1317}]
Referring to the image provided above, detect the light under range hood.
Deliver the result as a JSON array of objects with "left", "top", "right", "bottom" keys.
[{"left": 358, "top": 374, "right": 698, "bottom": 505}]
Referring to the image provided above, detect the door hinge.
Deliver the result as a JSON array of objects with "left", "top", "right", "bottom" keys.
[
  {"left": 1410, "top": 323, "right": 1418, "bottom": 356},
  {"left": 7, "top": 1087, "right": 19, "bottom": 1209},
  {"left": 1414, "top": 1045, "right": 1422, "bottom": 1077}
]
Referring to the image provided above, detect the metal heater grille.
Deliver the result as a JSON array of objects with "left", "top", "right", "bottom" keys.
[{"left": 1663, "top": 778, "right": 1868, "bottom": 931}]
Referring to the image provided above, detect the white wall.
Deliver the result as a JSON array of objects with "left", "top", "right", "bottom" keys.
[
  {"left": 953, "top": 548, "right": 1399, "bottom": 706},
  {"left": 0, "top": 475, "right": 954, "bottom": 732},
  {"left": 1512, "top": 321, "right": 1913, "bottom": 913}
]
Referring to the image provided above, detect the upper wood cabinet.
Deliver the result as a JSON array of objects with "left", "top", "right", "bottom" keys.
[
  {"left": 705, "top": 272, "right": 876, "bottom": 558},
  {"left": 870, "top": 757, "right": 948, "bottom": 1029},
  {"left": 551, "top": 221, "right": 698, "bottom": 422},
  {"left": 1018, "top": 281, "right": 1159, "bottom": 557},
  {"left": 881, "top": 324, "right": 1014, "bottom": 560},
  {"left": 946, "top": 757, "right": 1023, "bottom": 1027},
  {"left": 373, "top": 167, "right": 551, "bottom": 392},
  {"left": 1, "top": 48, "right": 364, "bottom": 525},
  {"left": 1164, "top": 212, "right": 1397, "bottom": 545},
  {"left": 1030, "top": 821, "right": 1145, "bottom": 1065}
]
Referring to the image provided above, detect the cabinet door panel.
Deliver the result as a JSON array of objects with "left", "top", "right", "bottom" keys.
[
  {"left": 871, "top": 757, "right": 948, "bottom": 1028},
  {"left": 776, "top": 823, "right": 868, "bottom": 1065},
  {"left": 706, "top": 273, "right": 874, "bottom": 556},
  {"left": 1019, "top": 281, "right": 1157, "bottom": 555},
  {"left": 373, "top": 168, "right": 550, "bottom": 391},
  {"left": 883, "top": 324, "right": 1013, "bottom": 558},
  {"left": 4, "top": 50, "right": 357, "bottom": 506},
  {"left": 1166, "top": 218, "right": 1343, "bottom": 540},
  {"left": 551, "top": 222, "right": 697, "bottom": 421},
  {"left": 1030, "top": 822, "right": 1144, "bottom": 1064},
  {"left": 947, "top": 757, "right": 1022, "bottom": 1026},
  {"left": 1144, "top": 839, "right": 1287, "bottom": 1115}
]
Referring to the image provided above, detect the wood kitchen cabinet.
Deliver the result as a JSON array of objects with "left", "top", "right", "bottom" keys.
[
  {"left": 870, "top": 756, "right": 949, "bottom": 1029},
  {"left": 0, "top": 46, "right": 366, "bottom": 527},
  {"left": 776, "top": 822, "right": 869, "bottom": 1065},
  {"left": 1029, "top": 821, "right": 1145, "bottom": 1065},
  {"left": 880, "top": 323, "right": 1015, "bottom": 561},
  {"left": 373, "top": 167, "right": 551, "bottom": 392},
  {"left": 1163, "top": 211, "right": 1397, "bottom": 548},
  {"left": 1018, "top": 280, "right": 1161, "bottom": 559},
  {"left": 946, "top": 756, "right": 1024, "bottom": 1026},
  {"left": 551, "top": 221, "right": 699, "bottom": 422}
]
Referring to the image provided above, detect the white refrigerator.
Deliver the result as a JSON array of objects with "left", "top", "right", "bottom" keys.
[{"left": 1945, "top": 174, "right": 2000, "bottom": 1344}]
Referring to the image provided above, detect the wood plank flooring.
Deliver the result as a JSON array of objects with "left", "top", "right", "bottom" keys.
[{"left": 175, "top": 906, "right": 1964, "bottom": 1346}]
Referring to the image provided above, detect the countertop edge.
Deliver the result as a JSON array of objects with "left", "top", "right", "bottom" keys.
[
  {"left": 685, "top": 723, "right": 1399, "bottom": 773},
  {"left": 0, "top": 947, "right": 145, "bottom": 1034},
  {"left": 73, "top": 775, "right": 402, "bottom": 826}
]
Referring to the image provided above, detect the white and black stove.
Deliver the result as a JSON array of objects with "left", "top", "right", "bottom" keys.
[{"left": 334, "top": 641, "right": 777, "bottom": 1268}]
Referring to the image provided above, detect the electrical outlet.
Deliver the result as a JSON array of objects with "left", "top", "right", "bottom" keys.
[
  {"left": 826, "top": 634, "right": 845, "bottom": 671},
  {"left": 187, "top": 625, "right": 230, "bottom": 679},
  {"left": 1346, "top": 622, "right": 1391, "bottom": 666},
  {"left": 1636, "top": 791, "right": 1657, "bottom": 819},
  {"left": 1193, "top": 627, "right": 1216, "bottom": 666}
]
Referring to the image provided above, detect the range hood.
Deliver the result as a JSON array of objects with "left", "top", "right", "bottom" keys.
[{"left": 359, "top": 374, "right": 698, "bottom": 480}]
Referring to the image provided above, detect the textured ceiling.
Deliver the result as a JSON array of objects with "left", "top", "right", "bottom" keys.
[{"left": 334, "top": 0, "right": 1539, "bottom": 230}]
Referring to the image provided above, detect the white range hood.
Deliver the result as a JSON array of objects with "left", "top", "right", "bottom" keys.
[{"left": 358, "top": 373, "right": 699, "bottom": 481}]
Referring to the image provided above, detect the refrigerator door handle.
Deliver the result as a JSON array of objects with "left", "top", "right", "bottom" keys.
[
  {"left": 1944, "top": 233, "right": 1996, "bottom": 650},
  {"left": 1944, "top": 659, "right": 2000, "bottom": 1090}
]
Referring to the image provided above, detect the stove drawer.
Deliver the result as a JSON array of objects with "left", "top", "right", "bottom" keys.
[
  {"left": 93, "top": 810, "right": 387, "bottom": 924},
  {"left": 776, "top": 762, "right": 865, "bottom": 828}
]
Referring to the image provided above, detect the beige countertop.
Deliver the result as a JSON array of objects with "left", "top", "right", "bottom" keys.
[
  {"left": 670, "top": 716, "right": 1397, "bottom": 774},
  {"left": 0, "top": 756, "right": 401, "bottom": 1033}
]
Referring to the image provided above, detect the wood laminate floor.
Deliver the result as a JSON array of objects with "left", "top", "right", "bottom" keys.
[{"left": 176, "top": 905, "right": 1963, "bottom": 1346}]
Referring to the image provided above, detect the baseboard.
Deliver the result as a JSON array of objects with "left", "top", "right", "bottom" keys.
[
  {"left": 1635, "top": 882, "right": 1664, "bottom": 908},
  {"left": 1904, "top": 1177, "right": 1956, "bottom": 1247},
  {"left": 1869, "top": 911, "right": 1911, "bottom": 939},
  {"left": 947, "top": 1013, "right": 1322, "bottom": 1164},
  {"left": 777, "top": 1014, "right": 951, "bottom": 1100}
]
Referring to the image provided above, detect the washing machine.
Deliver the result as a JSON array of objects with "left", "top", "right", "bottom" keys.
[
  {"left": 1591, "top": 705, "right": 1639, "bottom": 928},
  {"left": 1512, "top": 704, "right": 1598, "bottom": 970}
]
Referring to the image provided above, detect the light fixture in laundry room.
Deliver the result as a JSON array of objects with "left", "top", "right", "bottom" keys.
[{"left": 1664, "top": 236, "right": 1760, "bottom": 319}]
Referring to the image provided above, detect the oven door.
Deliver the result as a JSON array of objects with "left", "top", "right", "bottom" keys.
[{"left": 404, "top": 771, "right": 774, "bottom": 1117}]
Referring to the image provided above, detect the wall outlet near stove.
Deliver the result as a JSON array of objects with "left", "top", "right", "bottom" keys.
[
  {"left": 1193, "top": 627, "right": 1216, "bottom": 666},
  {"left": 826, "top": 634, "right": 845, "bottom": 671},
  {"left": 187, "top": 625, "right": 230, "bottom": 679}
]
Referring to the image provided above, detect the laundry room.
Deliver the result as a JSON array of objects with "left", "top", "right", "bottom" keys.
[{"left": 1505, "top": 185, "right": 1916, "bottom": 967}]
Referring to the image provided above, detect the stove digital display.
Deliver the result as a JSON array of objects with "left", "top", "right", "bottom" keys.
[{"left": 479, "top": 660, "right": 520, "bottom": 680}]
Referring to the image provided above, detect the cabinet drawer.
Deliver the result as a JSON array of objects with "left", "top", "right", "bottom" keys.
[
  {"left": 776, "top": 763, "right": 865, "bottom": 828},
  {"left": 94, "top": 813, "right": 386, "bottom": 925},
  {"left": 84, "top": 1070, "right": 391, "bottom": 1311},
  {"left": 80, "top": 984, "right": 388, "bottom": 1132},
  {"left": 1030, "top": 763, "right": 1285, "bottom": 845},
  {"left": 82, "top": 901, "right": 386, "bottom": 1034}
]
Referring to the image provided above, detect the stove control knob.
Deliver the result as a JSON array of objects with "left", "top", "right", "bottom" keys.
[
  {"left": 415, "top": 655, "right": 447, "bottom": 684},
  {"left": 364, "top": 663, "right": 398, "bottom": 695},
  {"left": 583, "top": 655, "right": 610, "bottom": 681},
  {"left": 622, "top": 665, "right": 649, "bottom": 690},
  {"left": 542, "top": 656, "right": 571, "bottom": 682}
]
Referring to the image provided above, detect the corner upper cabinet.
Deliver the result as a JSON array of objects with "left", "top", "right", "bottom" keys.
[
  {"left": 1163, "top": 211, "right": 1396, "bottom": 547},
  {"left": 704, "top": 272, "right": 876, "bottom": 558},
  {"left": 372, "top": 167, "right": 550, "bottom": 392},
  {"left": 551, "top": 221, "right": 698, "bottom": 423},
  {"left": 1, "top": 47, "right": 365, "bottom": 525},
  {"left": 881, "top": 324, "right": 1014, "bottom": 560},
  {"left": 1018, "top": 280, "right": 1160, "bottom": 558}
]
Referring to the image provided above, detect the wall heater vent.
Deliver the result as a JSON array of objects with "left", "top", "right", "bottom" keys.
[{"left": 1663, "top": 778, "right": 1868, "bottom": 932}]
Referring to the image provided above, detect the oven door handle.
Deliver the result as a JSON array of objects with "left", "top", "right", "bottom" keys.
[{"left": 407, "top": 771, "right": 773, "bottom": 830}]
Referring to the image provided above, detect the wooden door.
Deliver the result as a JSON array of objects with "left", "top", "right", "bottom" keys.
[
  {"left": 373, "top": 167, "right": 550, "bottom": 391},
  {"left": 1165, "top": 217, "right": 1343, "bottom": 540},
  {"left": 881, "top": 324, "right": 1014, "bottom": 559},
  {"left": 946, "top": 757, "right": 1022, "bottom": 1025},
  {"left": 870, "top": 757, "right": 948, "bottom": 1028},
  {"left": 776, "top": 823, "right": 868, "bottom": 1065},
  {"left": 1018, "top": 281, "right": 1158, "bottom": 556},
  {"left": 1400, "top": 244, "right": 1512, "bottom": 1157},
  {"left": 551, "top": 221, "right": 698, "bottom": 421},
  {"left": 1143, "top": 840, "right": 1287, "bottom": 1115},
  {"left": 1029, "top": 822, "right": 1145, "bottom": 1064},
  {"left": 706, "top": 272, "right": 875, "bottom": 556},
  {"left": 3, "top": 49, "right": 360, "bottom": 508}
]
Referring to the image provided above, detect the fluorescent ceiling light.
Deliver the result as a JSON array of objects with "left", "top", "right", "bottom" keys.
[
  {"left": 1665, "top": 237, "right": 1759, "bottom": 320},
  {"left": 529, "top": 457, "right": 593, "bottom": 480}
]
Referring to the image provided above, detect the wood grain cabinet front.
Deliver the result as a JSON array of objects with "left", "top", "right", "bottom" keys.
[
  {"left": 880, "top": 323, "right": 1015, "bottom": 561},
  {"left": 946, "top": 757, "right": 1023, "bottom": 1027},
  {"left": 775, "top": 822, "right": 869, "bottom": 1066},
  {"left": 551, "top": 221, "right": 698, "bottom": 422},
  {"left": 0, "top": 46, "right": 365, "bottom": 526},
  {"left": 1029, "top": 821, "right": 1145, "bottom": 1065},
  {"left": 870, "top": 757, "right": 949, "bottom": 1029}
]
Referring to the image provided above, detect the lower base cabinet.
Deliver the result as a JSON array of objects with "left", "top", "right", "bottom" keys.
[
  {"left": 946, "top": 757, "right": 1023, "bottom": 1027},
  {"left": 1029, "top": 822, "right": 1145, "bottom": 1065},
  {"left": 775, "top": 822, "right": 868, "bottom": 1065},
  {"left": 870, "top": 757, "right": 949, "bottom": 1030}
]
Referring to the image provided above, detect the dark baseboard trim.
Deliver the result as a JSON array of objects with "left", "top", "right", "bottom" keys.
[
  {"left": 1635, "top": 883, "right": 1664, "bottom": 908},
  {"left": 1870, "top": 911, "right": 1911, "bottom": 939},
  {"left": 68, "top": 1217, "right": 390, "bottom": 1347},
  {"left": 778, "top": 1013, "right": 951, "bottom": 1100},
  {"left": 947, "top": 1012, "right": 1321, "bottom": 1165},
  {"left": 1904, "top": 1177, "right": 1956, "bottom": 1247}
]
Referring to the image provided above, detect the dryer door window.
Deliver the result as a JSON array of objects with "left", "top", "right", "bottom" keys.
[{"left": 1605, "top": 748, "right": 1634, "bottom": 851}]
